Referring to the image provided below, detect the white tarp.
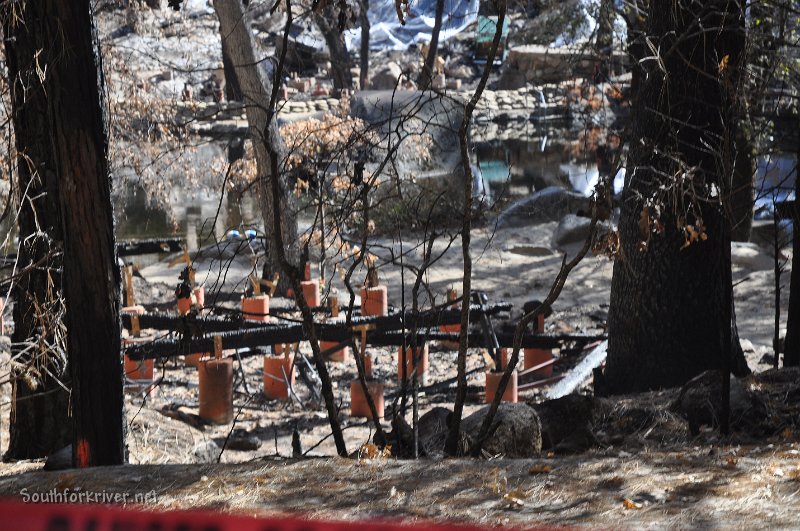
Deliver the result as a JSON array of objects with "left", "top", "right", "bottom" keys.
[{"left": 345, "top": 0, "right": 480, "bottom": 51}]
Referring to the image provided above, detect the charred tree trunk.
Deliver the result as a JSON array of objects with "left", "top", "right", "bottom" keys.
[
  {"left": 729, "top": 114, "right": 755, "bottom": 242},
  {"left": 784, "top": 141, "right": 800, "bottom": 366},
  {"left": 418, "top": 0, "right": 445, "bottom": 90},
  {"left": 37, "top": 0, "right": 124, "bottom": 466},
  {"left": 358, "top": 0, "right": 370, "bottom": 89},
  {"left": 2, "top": 1, "right": 72, "bottom": 460},
  {"left": 604, "top": 0, "right": 749, "bottom": 394},
  {"left": 222, "top": 46, "right": 245, "bottom": 163},
  {"left": 313, "top": 8, "right": 353, "bottom": 92},
  {"left": 213, "top": 0, "right": 299, "bottom": 292}
]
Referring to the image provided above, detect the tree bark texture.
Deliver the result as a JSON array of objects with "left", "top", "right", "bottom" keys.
[
  {"left": 27, "top": 0, "right": 125, "bottom": 466},
  {"left": 214, "top": 0, "right": 299, "bottom": 291},
  {"left": 313, "top": 7, "right": 353, "bottom": 91},
  {"left": 783, "top": 149, "right": 800, "bottom": 366},
  {"left": 358, "top": 0, "right": 370, "bottom": 89},
  {"left": 2, "top": 2, "right": 73, "bottom": 460},
  {"left": 221, "top": 45, "right": 245, "bottom": 163},
  {"left": 418, "top": 0, "right": 444, "bottom": 90},
  {"left": 605, "top": 0, "right": 749, "bottom": 394}
]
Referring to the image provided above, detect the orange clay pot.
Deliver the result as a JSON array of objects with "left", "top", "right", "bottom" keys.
[
  {"left": 124, "top": 355, "right": 154, "bottom": 381},
  {"left": 440, "top": 289, "right": 460, "bottom": 334},
  {"left": 242, "top": 294, "right": 270, "bottom": 322},
  {"left": 263, "top": 354, "right": 295, "bottom": 401},
  {"left": 122, "top": 337, "right": 154, "bottom": 381},
  {"left": 300, "top": 280, "right": 321, "bottom": 308},
  {"left": 320, "top": 340, "right": 351, "bottom": 363},
  {"left": 350, "top": 379, "right": 384, "bottom": 420},
  {"left": 360, "top": 286, "right": 388, "bottom": 317},
  {"left": 362, "top": 353, "right": 374, "bottom": 379},
  {"left": 397, "top": 344, "right": 429, "bottom": 385},
  {"left": 184, "top": 352, "right": 209, "bottom": 368},
  {"left": 177, "top": 297, "right": 192, "bottom": 316},
  {"left": 485, "top": 370, "right": 518, "bottom": 404},
  {"left": 523, "top": 348, "right": 554, "bottom": 377},
  {"left": 198, "top": 357, "right": 234, "bottom": 424}
]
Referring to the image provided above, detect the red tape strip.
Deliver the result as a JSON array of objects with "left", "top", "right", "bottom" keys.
[{"left": 0, "top": 500, "right": 543, "bottom": 531}]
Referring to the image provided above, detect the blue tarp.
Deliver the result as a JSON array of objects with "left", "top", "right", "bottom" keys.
[{"left": 345, "top": 0, "right": 480, "bottom": 51}]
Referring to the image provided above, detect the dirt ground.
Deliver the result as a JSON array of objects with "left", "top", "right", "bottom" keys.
[{"left": 1, "top": 445, "right": 799, "bottom": 529}]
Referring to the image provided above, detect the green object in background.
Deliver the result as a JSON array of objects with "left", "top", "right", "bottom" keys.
[
  {"left": 479, "top": 160, "right": 511, "bottom": 183},
  {"left": 475, "top": 16, "right": 510, "bottom": 63}
]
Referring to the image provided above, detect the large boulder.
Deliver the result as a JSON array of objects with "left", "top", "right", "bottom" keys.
[{"left": 461, "top": 403, "right": 542, "bottom": 457}]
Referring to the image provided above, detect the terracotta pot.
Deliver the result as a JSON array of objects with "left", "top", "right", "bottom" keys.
[
  {"left": 242, "top": 295, "right": 270, "bottom": 322},
  {"left": 124, "top": 355, "right": 154, "bottom": 381},
  {"left": 441, "top": 288, "right": 460, "bottom": 333},
  {"left": 300, "top": 280, "right": 321, "bottom": 308},
  {"left": 523, "top": 348, "right": 554, "bottom": 377},
  {"left": 123, "top": 337, "right": 154, "bottom": 381},
  {"left": 263, "top": 354, "right": 295, "bottom": 400},
  {"left": 350, "top": 379, "right": 384, "bottom": 420},
  {"left": 360, "top": 286, "right": 388, "bottom": 317},
  {"left": 176, "top": 297, "right": 192, "bottom": 316},
  {"left": 320, "top": 340, "right": 350, "bottom": 363},
  {"left": 198, "top": 358, "right": 234, "bottom": 424},
  {"left": 485, "top": 370, "right": 518, "bottom": 404},
  {"left": 397, "top": 344, "right": 429, "bottom": 385},
  {"left": 184, "top": 352, "right": 208, "bottom": 368},
  {"left": 363, "top": 353, "right": 373, "bottom": 379}
]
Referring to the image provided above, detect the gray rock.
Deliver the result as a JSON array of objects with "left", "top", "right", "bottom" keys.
[
  {"left": 529, "top": 395, "right": 597, "bottom": 453},
  {"left": 225, "top": 429, "right": 262, "bottom": 451},
  {"left": 461, "top": 403, "right": 542, "bottom": 457},
  {"left": 495, "top": 186, "right": 591, "bottom": 228},
  {"left": 552, "top": 213, "right": 593, "bottom": 249},
  {"left": 672, "top": 370, "right": 765, "bottom": 435},
  {"left": 44, "top": 445, "right": 73, "bottom": 471},
  {"left": 369, "top": 62, "right": 403, "bottom": 90},
  {"left": 192, "top": 439, "right": 220, "bottom": 463},
  {"left": 417, "top": 407, "right": 452, "bottom": 458}
]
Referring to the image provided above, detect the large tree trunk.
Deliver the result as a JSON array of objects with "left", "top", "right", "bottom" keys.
[
  {"left": 313, "top": 8, "right": 353, "bottom": 92},
  {"left": 418, "top": 0, "right": 445, "bottom": 90},
  {"left": 38, "top": 0, "right": 125, "bottom": 467},
  {"left": 213, "top": 0, "right": 299, "bottom": 291},
  {"left": 2, "top": 2, "right": 72, "bottom": 460},
  {"left": 222, "top": 46, "right": 245, "bottom": 163},
  {"left": 358, "top": 0, "right": 370, "bottom": 89},
  {"left": 729, "top": 117, "right": 755, "bottom": 242},
  {"left": 784, "top": 142, "right": 800, "bottom": 366},
  {"left": 604, "top": 0, "right": 749, "bottom": 394}
]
